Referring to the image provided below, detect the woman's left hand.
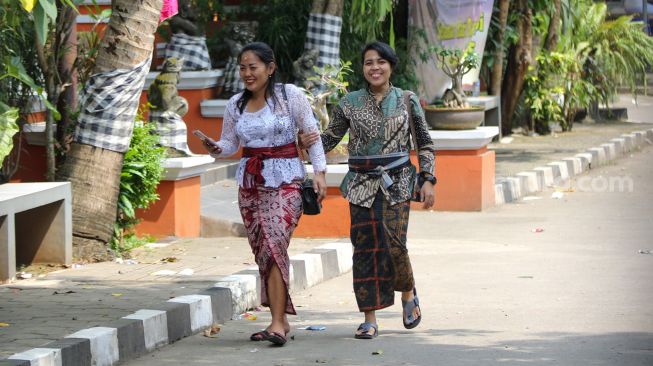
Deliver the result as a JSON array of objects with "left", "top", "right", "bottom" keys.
[
  {"left": 312, "top": 171, "right": 328, "bottom": 203},
  {"left": 420, "top": 181, "right": 435, "bottom": 209},
  {"left": 298, "top": 130, "right": 320, "bottom": 149}
]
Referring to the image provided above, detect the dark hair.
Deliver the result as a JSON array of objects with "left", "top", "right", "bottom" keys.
[
  {"left": 361, "top": 41, "right": 398, "bottom": 69},
  {"left": 236, "top": 42, "right": 278, "bottom": 114}
]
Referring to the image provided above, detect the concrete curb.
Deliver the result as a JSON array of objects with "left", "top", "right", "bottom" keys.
[
  {"left": 494, "top": 128, "right": 652, "bottom": 206},
  {"left": 2, "top": 242, "right": 353, "bottom": 366}
]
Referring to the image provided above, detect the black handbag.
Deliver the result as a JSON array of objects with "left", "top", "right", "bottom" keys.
[{"left": 301, "top": 179, "right": 321, "bottom": 215}]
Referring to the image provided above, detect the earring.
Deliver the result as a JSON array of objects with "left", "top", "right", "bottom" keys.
[{"left": 268, "top": 74, "right": 272, "bottom": 78}]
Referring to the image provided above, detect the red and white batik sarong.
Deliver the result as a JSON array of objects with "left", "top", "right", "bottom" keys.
[{"left": 239, "top": 182, "right": 302, "bottom": 315}]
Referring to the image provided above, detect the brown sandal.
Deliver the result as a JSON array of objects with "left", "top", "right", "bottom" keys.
[{"left": 249, "top": 330, "right": 270, "bottom": 341}]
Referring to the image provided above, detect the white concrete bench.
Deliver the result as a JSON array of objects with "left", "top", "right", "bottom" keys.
[{"left": 0, "top": 182, "right": 72, "bottom": 282}]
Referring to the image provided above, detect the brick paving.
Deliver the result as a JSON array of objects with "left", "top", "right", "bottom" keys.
[{"left": 0, "top": 237, "right": 332, "bottom": 358}]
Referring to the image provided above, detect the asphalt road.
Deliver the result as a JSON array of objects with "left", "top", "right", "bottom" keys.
[{"left": 123, "top": 145, "right": 653, "bottom": 366}]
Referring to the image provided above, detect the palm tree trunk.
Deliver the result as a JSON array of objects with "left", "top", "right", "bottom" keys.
[
  {"left": 58, "top": 0, "right": 163, "bottom": 261},
  {"left": 312, "top": 0, "right": 343, "bottom": 16},
  {"left": 489, "top": 0, "right": 509, "bottom": 96},
  {"left": 500, "top": 0, "right": 532, "bottom": 136}
]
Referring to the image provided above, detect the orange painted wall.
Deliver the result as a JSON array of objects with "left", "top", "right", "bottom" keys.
[
  {"left": 294, "top": 187, "right": 350, "bottom": 238},
  {"left": 135, "top": 176, "right": 202, "bottom": 238},
  {"left": 8, "top": 136, "right": 47, "bottom": 183},
  {"left": 429, "top": 148, "right": 495, "bottom": 211}
]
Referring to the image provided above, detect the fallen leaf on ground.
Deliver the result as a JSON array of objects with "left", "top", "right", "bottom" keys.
[
  {"left": 372, "top": 349, "right": 383, "bottom": 355},
  {"left": 0, "top": 322, "right": 10, "bottom": 327},
  {"left": 160, "top": 257, "right": 178, "bottom": 263},
  {"left": 111, "top": 293, "right": 123, "bottom": 297},
  {"left": 53, "top": 290, "right": 76, "bottom": 295},
  {"left": 203, "top": 324, "right": 221, "bottom": 338}
]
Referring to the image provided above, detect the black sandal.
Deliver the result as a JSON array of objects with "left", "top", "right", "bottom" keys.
[{"left": 267, "top": 331, "right": 287, "bottom": 346}]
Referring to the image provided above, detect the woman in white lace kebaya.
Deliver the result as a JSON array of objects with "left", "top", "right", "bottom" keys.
[{"left": 201, "top": 42, "right": 327, "bottom": 346}]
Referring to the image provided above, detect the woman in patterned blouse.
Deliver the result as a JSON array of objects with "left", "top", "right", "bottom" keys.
[
  {"left": 300, "top": 41, "right": 436, "bottom": 339},
  {"left": 202, "top": 42, "right": 327, "bottom": 346}
]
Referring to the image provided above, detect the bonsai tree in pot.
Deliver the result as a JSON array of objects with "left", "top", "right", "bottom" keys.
[
  {"left": 429, "top": 45, "right": 480, "bottom": 108},
  {"left": 422, "top": 45, "right": 484, "bottom": 130}
]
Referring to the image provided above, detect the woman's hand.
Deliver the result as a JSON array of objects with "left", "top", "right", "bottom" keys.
[
  {"left": 312, "top": 171, "right": 328, "bottom": 203},
  {"left": 420, "top": 181, "right": 435, "bottom": 209},
  {"left": 202, "top": 139, "right": 222, "bottom": 156},
  {"left": 297, "top": 130, "right": 320, "bottom": 149}
]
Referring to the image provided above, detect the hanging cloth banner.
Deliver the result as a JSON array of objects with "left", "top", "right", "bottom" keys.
[
  {"left": 160, "top": 0, "right": 179, "bottom": 23},
  {"left": 409, "top": 0, "right": 493, "bottom": 101}
]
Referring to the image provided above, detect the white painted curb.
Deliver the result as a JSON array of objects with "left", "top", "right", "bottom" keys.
[{"left": 65, "top": 327, "right": 119, "bottom": 366}]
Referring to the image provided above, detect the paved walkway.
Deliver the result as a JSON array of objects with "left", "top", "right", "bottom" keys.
[
  {"left": 124, "top": 146, "right": 653, "bottom": 366},
  {"left": 1, "top": 104, "right": 652, "bottom": 363}
]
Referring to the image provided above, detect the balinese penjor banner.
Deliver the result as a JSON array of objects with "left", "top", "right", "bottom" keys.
[{"left": 409, "top": 0, "right": 493, "bottom": 101}]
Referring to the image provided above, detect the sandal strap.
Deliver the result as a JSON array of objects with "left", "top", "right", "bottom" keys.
[
  {"left": 403, "top": 296, "right": 420, "bottom": 322},
  {"left": 357, "top": 322, "right": 378, "bottom": 333}
]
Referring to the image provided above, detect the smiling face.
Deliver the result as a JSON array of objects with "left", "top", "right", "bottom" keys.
[
  {"left": 239, "top": 50, "right": 275, "bottom": 96},
  {"left": 363, "top": 49, "right": 392, "bottom": 90}
]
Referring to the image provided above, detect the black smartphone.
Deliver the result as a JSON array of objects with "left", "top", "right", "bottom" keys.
[{"left": 192, "top": 129, "right": 214, "bottom": 145}]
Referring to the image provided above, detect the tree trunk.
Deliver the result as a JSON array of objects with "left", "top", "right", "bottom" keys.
[
  {"left": 45, "top": 75, "right": 57, "bottom": 181},
  {"left": 312, "top": 0, "right": 343, "bottom": 16},
  {"left": 58, "top": 0, "right": 163, "bottom": 261},
  {"left": 57, "top": 144, "right": 124, "bottom": 260},
  {"left": 543, "top": 0, "right": 561, "bottom": 51},
  {"left": 500, "top": 0, "right": 532, "bottom": 136},
  {"left": 56, "top": 4, "right": 78, "bottom": 164},
  {"left": 489, "top": 0, "right": 509, "bottom": 96},
  {"left": 452, "top": 74, "right": 463, "bottom": 96}
]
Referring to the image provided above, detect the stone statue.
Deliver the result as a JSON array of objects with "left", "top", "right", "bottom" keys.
[
  {"left": 216, "top": 22, "right": 256, "bottom": 99},
  {"left": 148, "top": 58, "right": 193, "bottom": 157},
  {"left": 164, "top": 0, "right": 212, "bottom": 70},
  {"left": 293, "top": 48, "right": 320, "bottom": 93},
  {"left": 169, "top": 0, "right": 201, "bottom": 36}
]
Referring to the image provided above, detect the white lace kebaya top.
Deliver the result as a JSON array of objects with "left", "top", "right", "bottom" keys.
[{"left": 211, "top": 83, "right": 327, "bottom": 188}]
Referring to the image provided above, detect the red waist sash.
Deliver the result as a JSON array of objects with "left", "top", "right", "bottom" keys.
[{"left": 243, "top": 142, "right": 299, "bottom": 186}]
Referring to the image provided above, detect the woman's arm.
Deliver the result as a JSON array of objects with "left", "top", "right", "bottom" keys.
[
  {"left": 410, "top": 93, "right": 435, "bottom": 174},
  {"left": 287, "top": 85, "right": 327, "bottom": 172},
  {"left": 320, "top": 103, "right": 350, "bottom": 154},
  {"left": 210, "top": 99, "right": 240, "bottom": 157}
]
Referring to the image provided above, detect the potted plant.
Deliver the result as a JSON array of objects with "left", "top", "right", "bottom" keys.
[
  {"left": 299, "top": 60, "right": 352, "bottom": 164},
  {"left": 423, "top": 45, "right": 484, "bottom": 130}
]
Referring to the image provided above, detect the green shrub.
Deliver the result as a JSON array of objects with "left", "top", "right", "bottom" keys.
[{"left": 111, "top": 116, "right": 167, "bottom": 255}]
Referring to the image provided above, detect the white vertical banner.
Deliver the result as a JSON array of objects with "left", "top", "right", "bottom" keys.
[{"left": 409, "top": 0, "right": 494, "bottom": 101}]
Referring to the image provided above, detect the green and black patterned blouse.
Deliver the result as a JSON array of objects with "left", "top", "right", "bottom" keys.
[{"left": 321, "top": 86, "right": 436, "bottom": 207}]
